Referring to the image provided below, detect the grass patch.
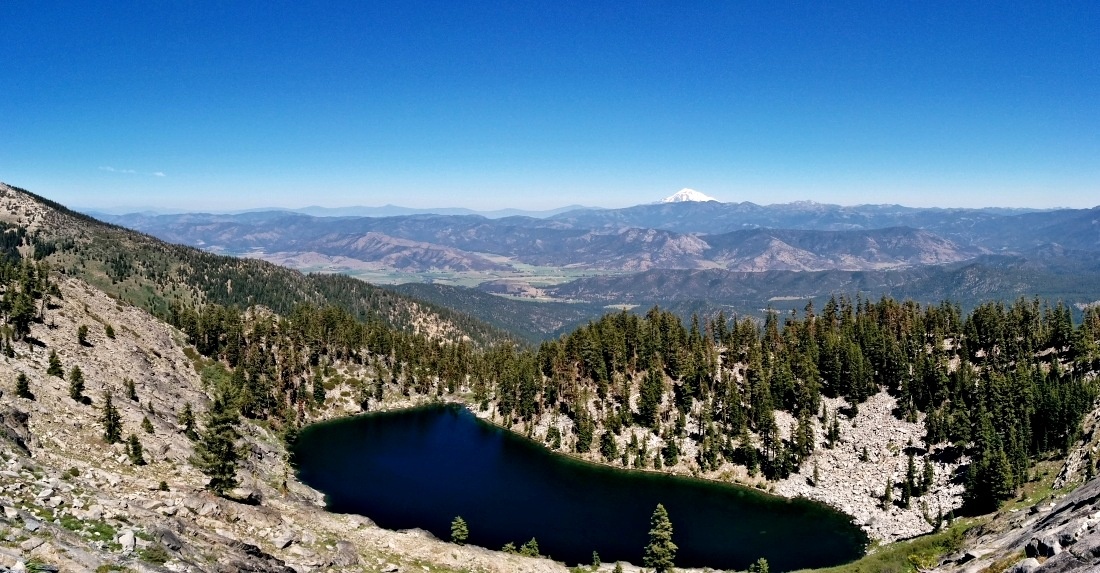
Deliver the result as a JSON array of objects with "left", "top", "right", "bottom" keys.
[
  {"left": 59, "top": 513, "right": 84, "bottom": 531},
  {"left": 26, "top": 561, "right": 62, "bottom": 573},
  {"left": 30, "top": 506, "right": 55, "bottom": 521},
  {"left": 137, "top": 543, "right": 171, "bottom": 565},
  {"left": 85, "top": 520, "right": 119, "bottom": 544},
  {"left": 979, "top": 550, "right": 1026, "bottom": 573},
  {"left": 1002, "top": 459, "right": 1076, "bottom": 513},
  {"left": 796, "top": 520, "right": 974, "bottom": 573},
  {"left": 182, "top": 346, "right": 206, "bottom": 372}
]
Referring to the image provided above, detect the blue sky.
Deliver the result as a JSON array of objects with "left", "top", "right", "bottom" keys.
[{"left": 2, "top": 1, "right": 1097, "bottom": 211}]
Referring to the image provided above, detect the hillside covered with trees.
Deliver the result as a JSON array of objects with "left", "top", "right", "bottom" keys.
[{"left": 1, "top": 183, "right": 511, "bottom": 347}]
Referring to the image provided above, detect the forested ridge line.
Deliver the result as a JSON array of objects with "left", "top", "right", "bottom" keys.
[{"left": 0, "top": 182, "right": 513, "bottom": 347}]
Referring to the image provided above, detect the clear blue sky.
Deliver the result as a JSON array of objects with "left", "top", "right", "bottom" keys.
[{"left": 2, "top": 1, "right": 1097, "bottom": 211}]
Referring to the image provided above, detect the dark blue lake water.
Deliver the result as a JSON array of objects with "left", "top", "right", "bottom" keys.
[{"left": 292, "top": 404, "right": 866, "bottom": 571}]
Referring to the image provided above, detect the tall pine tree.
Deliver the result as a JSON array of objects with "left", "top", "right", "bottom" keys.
[
  {"left": 46, "top": 350, "right": 63, "bottom": 377},
  {"left": 179, "top": 403, "right": 197, "bottom": 440},
  {"left": 450, "top": 516, "right": 468, "bottom": 545},
  {"left": 192, "top": 393, "right": 241, "bottom": 495},
  {"left": 101, "top": 391, "right": 122, "bottom": 444},
  {"left": 643, "top": 503, "right": 677, "bottom": 573},
  {"left": 68, "top": 365, "right": 85, "bottom": 401},
  {"left": 15, "top": 371, "right": 32, "bottom": 400}
]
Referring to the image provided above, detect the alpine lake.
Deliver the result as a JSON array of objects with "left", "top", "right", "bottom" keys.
[{"left": 292, "top": 404, "right": 867, "bottom": 571}]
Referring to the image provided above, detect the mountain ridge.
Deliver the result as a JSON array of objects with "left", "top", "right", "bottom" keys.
[
  {"left": 96, "top": 211, "right": 983, "bottom": 273},
  {"left": 0, "top": 182, "right": 513, "bottom": 346}
]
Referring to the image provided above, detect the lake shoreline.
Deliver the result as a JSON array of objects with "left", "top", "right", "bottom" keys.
[
  {"left": 295, "top": 398, "right": 867, "bottom": 571},
  {"left": 311, "top": 384, "right": 964, "bottom": 546}
]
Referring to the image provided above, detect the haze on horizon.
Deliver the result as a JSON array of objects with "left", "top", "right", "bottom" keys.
[{"left": 2, "top": 2, "right": 1097, "bottom": 212}]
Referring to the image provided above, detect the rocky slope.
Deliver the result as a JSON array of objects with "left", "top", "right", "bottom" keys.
[
  {"left": 933, "top": 409, "right": 1100, "bottom": 573},
  {"left": 772, "top": 393, "right": 964, "bottom": 543},
  {"left": 0, "top": 275, "right": 576, "bottom": 573}
]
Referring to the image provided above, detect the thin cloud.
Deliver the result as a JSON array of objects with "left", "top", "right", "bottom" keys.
[{"left": 99, "top": 166, "right": 166, "bottom": 177}]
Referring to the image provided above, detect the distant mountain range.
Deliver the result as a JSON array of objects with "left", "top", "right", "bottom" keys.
[
  {"left": 91, "top": 198, "right": 1100, "bottom": 335},
  {"left": 549, "top": 252, "right": 1100, "bottom": 305},
  {"left": 84, "top": 203, "right": 595, "bottom": 219},
  {"left": 95, "top": 211, "right": 1001, "bottom": 273},
  {"left": 96, "top": 200, "right": 1100, "bottom": 270},
  {"left": 547, "top": 200, "right": 1056, "bottom": 237}
]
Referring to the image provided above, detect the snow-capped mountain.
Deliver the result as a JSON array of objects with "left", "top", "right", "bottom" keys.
[{"left": 661, "top": 188, "right": 717, "bottom": 203}]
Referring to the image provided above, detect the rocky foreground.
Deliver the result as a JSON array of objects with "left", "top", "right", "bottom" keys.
[
  {"left": 0, "top": 276, "right": 577, "bottom": 572},
  {"left": 934, "top": 476, "right": 1100, "bottom": 572}
]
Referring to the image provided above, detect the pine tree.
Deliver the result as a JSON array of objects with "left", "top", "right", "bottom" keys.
[
  {"left": 883, "top": 476, "right": 893, "bottom": 508},
  {"left": 141, "top": 416, "right": 155, "bottom": 434},
  {"left": 77, "top": 324, "right": 89, "bottom": 346},
  {"left": 985, "top": 447, "right": 1016, "bottom": 507},
  {"left": 519, "top": 537, "right": 540, "bottom": 557},
  {"left": 638, "top": 369, "right": 664, "bottom": 429},
  {"left": 9, "top": 292, "right": 35, "bottom": 341},
  {"left": 68, "top": 365, "right": 85, "bottom": 401},
  {"left": 662, "top": 436, "right": 680, "bottom": 467},
  {"left": 126, "top": 378, "right": 138, "bottom": 401},
  {"left": 450, "top": 516, "right": 468, "bottom": 545},
  {"left": 192, "top": 393, "right": 241, "bottom": 495},
  {"left": 599, "top": 430, "right": 619, "bottom": 461},
  {"left": 179, "top": 403, "right": 197, "bottom": 440},
  {"left": 15, "top": 371, "right": 32, "bottom": 400},
  {"left": 643, "top": 503, "right": 677, "bottom": 573},
  {"left": 748, "top": 557, "right": 770, "bottom": 573},
  {"left": 903, "top": 451, "right": 916, "bottom": 507},
  {"left": 127, "top": 434, "right": 146, "bottom": 465},
  {"left": 613, "top": 563, "right": 624, "bottom": 573},
  {"left": 921, "top": 455, "right": 935, "bottom": 494},
  {"left": 46, "top": 350, "right": 63, "bottom": 377},
  {"left": 575, "top": 412, "right": 594, "bottom": 453},
  {"left": 127, "top": 433, "right": 146, "bottom": 464},
  {"left": 312, "top": 370, "right": 326, "bottom": 405},
  {"left": 101, "top": 392, "right": 122, "bottom": 444}
]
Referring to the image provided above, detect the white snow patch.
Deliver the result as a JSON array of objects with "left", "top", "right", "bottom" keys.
[{"left": 660, "top": 188, "right": 718, "bottom": 203}]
